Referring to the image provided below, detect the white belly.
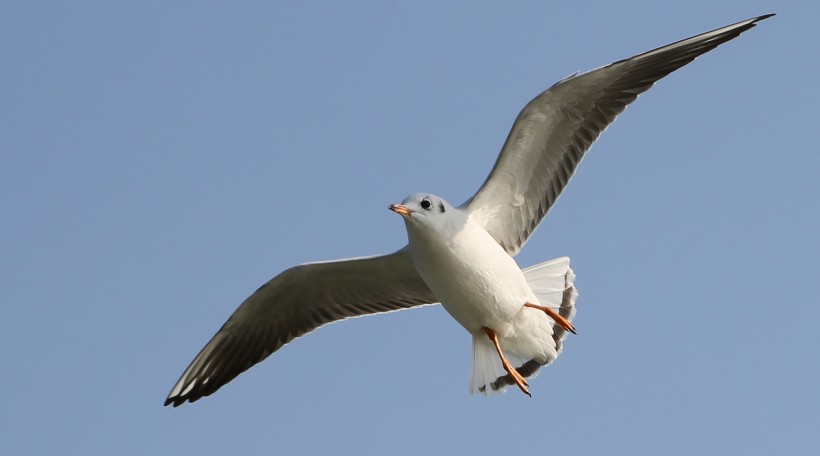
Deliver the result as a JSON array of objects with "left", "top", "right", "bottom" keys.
[{"left": 407, "top": 219, "right": 535, "bottom": 336}]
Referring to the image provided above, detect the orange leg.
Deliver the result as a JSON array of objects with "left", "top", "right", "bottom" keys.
[
  {"left": 524, "top": 302, "right": 577, "bottom": 334},
  {"left": 482, "top": 327, "right": 531, "bottom": 397}
]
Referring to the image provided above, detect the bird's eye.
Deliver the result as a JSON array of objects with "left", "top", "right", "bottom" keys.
[{"left": 420, "top": 198, "right": 432, "bottom": 210}]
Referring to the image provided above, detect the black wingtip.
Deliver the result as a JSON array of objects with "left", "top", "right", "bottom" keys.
[
  {"left": 164, "top": 392, "right": 197, "bottom": 407},
  {"left": 164, "top": 393, "right": 202, "bottom": 407}
]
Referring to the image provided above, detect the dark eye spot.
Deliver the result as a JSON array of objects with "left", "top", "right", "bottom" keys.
[
  {"left": 420, "top": 198, "right": 432, "bottom": 210},
  {"left": 439, "top": 202, "right": 445, "bottom": 213}
]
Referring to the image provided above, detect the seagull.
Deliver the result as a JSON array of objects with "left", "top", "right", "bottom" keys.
[{"left": 165, "top": 14, "right": 773, "bottom": 406}]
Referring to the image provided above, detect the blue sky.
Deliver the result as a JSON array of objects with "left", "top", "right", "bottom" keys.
[{"left": 2, "top": 1, "right": 818, "bottom": 455}]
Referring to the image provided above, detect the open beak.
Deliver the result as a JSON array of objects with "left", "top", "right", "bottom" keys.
[{"left": 388, "top": 203, "right": 412, "bottom": 217}]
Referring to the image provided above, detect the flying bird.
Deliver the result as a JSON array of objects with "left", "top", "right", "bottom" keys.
[{"left": 165, "top": 14, "right": 773, "bottom": 406}]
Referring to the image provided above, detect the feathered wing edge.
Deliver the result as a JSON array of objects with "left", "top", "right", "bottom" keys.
[
  {"left": 463, "top": 14, "right": 773, "bottom": 256},
  {"left": 165, "top": 249, "right": 437, "bottom": 406}
]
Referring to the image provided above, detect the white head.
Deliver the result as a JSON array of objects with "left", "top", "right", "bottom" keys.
[{"left": 388, "top": 193, "right": 467, "bottom": 243}]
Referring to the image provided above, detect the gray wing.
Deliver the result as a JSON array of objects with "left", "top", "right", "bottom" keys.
[
  {"left": 463, "top": 14, "right": 773, "bottom": 255},
  {"left": 165, "top": 249, "right": 436, "bottom": 406}
]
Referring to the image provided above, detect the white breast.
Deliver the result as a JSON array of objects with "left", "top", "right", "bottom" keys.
[{"left": 406, "top": 215, "right": 535, "bottom": 335}]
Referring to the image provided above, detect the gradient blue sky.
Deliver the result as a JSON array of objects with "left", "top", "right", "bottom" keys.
[{"left": 3, "top": 1, "right": 818, "bottom": 455}]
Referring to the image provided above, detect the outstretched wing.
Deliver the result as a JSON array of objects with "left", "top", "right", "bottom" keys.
[
  {"left": 463, "top": 14, "right": 773, "bottom": 255},
  {"left": 165, "top": 249, "right": 436, "bottom": 406}
]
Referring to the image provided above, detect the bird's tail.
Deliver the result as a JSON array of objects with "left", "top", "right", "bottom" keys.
[
  {"left": 470, "top": 256, "right": 578, "bottom": 395},
  {"left": 523, "top": 256, "right": 578, "bottom": 353}
]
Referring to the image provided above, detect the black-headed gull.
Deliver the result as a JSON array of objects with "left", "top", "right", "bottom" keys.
[{"left": 165, "top": 14, "right": 773, "bottom": 406}]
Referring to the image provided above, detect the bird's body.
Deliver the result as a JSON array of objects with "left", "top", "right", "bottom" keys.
[
  {"left": 164, "top": 14, "right": 773, "bottom": 406},
  {"left": 402, "top": 198, "right": 532, "bottom": 335},
  {"left": 395, "top": 195, "right": 569, "bottom": 394}
]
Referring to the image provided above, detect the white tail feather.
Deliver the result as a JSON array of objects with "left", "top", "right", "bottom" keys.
[
  {"left": 470, "top": 335, "right": 507, "bottom": 395},
  {"left": 524, "top": 256, "right": 578, "bottom": 330}
]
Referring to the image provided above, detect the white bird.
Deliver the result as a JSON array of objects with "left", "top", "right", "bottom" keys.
[{"left": 165, "top": 14, "right": 773, "bottom": 406}]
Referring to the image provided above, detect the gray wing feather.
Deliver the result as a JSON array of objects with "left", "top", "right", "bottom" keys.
[
  {"left": 165, "top": 248, "right": 436, "bottom": 406},
  {"left": 464, "top": 14, "right": 773, "bottom": 255}
]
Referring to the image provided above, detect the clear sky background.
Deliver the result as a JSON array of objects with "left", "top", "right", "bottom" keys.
[{"left": 2, "top": 1, "right": 817, "bottom": 455}]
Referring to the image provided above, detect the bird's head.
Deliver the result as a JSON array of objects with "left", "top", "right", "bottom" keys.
[{"left": 389, "top": 193, "right": 466, "bottom": 242}]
